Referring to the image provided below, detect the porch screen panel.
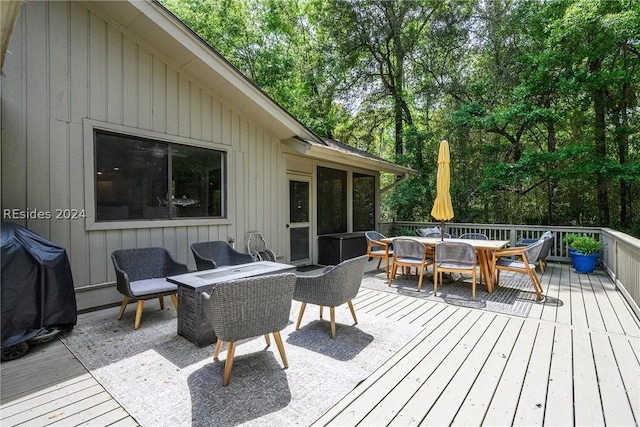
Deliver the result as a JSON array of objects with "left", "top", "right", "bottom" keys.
[
  {"left": 317, "top": 166, "right": 347, "bottom": 235},
  {"left": 353, "top": 173, "right": 375, "bottom": 231}
]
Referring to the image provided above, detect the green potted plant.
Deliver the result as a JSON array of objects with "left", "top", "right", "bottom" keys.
[{"left": 570, "top": 235, "right": 604, "bottom": 273}]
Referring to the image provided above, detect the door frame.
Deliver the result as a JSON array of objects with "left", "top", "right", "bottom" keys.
[{"left": 286, "top": 173, "right": 313, "bottom": 266}]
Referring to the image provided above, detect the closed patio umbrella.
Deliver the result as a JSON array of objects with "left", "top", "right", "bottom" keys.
[{"left": 431, "top": 140, "right": 454, "bottom": 240}]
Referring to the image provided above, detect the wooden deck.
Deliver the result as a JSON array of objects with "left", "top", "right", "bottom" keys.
[{"left": 1, "top": 261, "right": 639, "bottom": 426}]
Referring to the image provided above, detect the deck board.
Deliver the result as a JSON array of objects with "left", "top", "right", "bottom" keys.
[{"left": 543, "top": 325, "right": 574, "bottom": 426}]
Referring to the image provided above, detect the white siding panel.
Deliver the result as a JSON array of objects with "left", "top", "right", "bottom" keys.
[
  {"left": 122, "top": 38, "right": 138, "bottom": 129},
  {"left": 25, "top": 1, "right": 50, "bottom": 238},
  {"left": 49, "top": 120, "right": 71, "bottom": 250},
  {"left": 190, "top": 84, "right": 201, "bottom": 140},
  {"left": 178, "top": 74, "right": 190, "bottom": 137},
  {"left": 69, "top": 3, "right": 89, "bottom": 125},
  {"left": 49, "top": 1, "right": 70, "bottom": 124},
  {"left": 69, "top": 123, "right": 89, "bottom": 286},
  {"left": 201, "top": 94, "right": 212, "bottom": 142},
  {"left": 1, "top": 10, "right": 27, "bottom": 217},
  {"left": 138, "top": 50, "right": 152, "bottom": 130},
  {"left": 152, "top": 57, "right": 167, "bottom": 133},
  {"left": 88, "top": 12, "right": 107, "bottom": 122},
  {"left": 212, "top": 100, "right": 222, "bottom": 143},
  {"left": 166, "top": 69, "right": 179, "bottom": 135},
  {"left": 149, "top": 228, "right": 164, "bottom": 248},
  {"left": 105, "top": 231, "right": 122, "bottom": 282},
  {"left": 88, "top": 232, "right": 107, "bottom": 284},
  {"left": 106, "top": 25, "right": 123, "bottom": 125}
]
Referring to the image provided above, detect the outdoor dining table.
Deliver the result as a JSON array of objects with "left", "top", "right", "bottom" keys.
[
  {"left": 381, "top": 236, "right": 509, "bottom": 293},
  {"left": 167, "top": 261, "right": 296, "bottom": 347}
]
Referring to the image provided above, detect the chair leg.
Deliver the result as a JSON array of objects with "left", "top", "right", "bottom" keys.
[
  {"left": 417, "top": 265, "right": 425, "bottom": 292},
  {"left": 264, "top": 334, "right": 271, "bottom": 346},
  {"left": 134, "top": 300, "right": 144, "bottom": 330},
  {"left": 117, "top": 296, "right": 130, "bottom": 320},
  {"left": 529, "top": 269, "right": 544, "bottom": 300},
  {"left": 319, "top": 306, "right": 324, "bottom": 319},
  {"left": 472, "top": 269, "right": 476, "bottom": 301},
  {"left": 295, "top": 302, "right": 307, "bottom": 330},
  {"left": 433, "top": 267, "right": 439, "bottom": 296},
  {"left": 213, "top": 340, "right": 223, "bottom": 359},
  {"left": 273, "top": 331, "right": 288, "bottom": 368},
  {"left": 388, "top": 262, "right": 397, "bottom": 286},
  {"left": 222, "top": 341, "right": 236, "bottom": 386},
  {"left": 158, "top": 295, "right": 165, "bottom": 310},
  {"left": 330, "top": 307, "right": 336, "bottom": 339},
  {"left": 539, "top": 259, "right": 546, "bottom": 274},
  {"left": 385, "top": 256, "right": 391, "bottom": 278},
  {"left": 170, "top": 294, "right": 179, "bottom": 310},
  {"left": 347, "top": 300, "right": 358, "bottom": 324},
  {"left": 376, "top": 258, "right": 382, "bottom": 269}
]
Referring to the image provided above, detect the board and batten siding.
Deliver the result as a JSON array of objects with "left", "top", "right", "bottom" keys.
[{"left": 1, "top": 1, "right": 285, "bottom": 310}]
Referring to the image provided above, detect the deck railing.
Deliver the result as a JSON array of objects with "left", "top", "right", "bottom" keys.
[{"left": 378, "top": 221, "right": 640, "bottom": 318}]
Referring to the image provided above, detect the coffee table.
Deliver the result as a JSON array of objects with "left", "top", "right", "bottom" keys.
[{"left": 167, "top": 261, "right": 296, "bottom": 347}]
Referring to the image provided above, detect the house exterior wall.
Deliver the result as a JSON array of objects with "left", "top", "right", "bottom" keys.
[{"left": 1, "top": 1, "right": 286, "bottom": 310}]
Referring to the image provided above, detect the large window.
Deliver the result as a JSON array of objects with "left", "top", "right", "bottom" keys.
[
  {"left": 353, "top": 173, "right": 375, "bottom": 231},
  {"left": 95, "top": 130, "right": 225, "bottom": 221},
  {"left": 317, "top": 166, "right": 347, "bottom": 235}
]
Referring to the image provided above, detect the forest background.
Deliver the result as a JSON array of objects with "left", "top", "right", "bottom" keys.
[{"left": 159, "top": 0, "right": 640, "bottom": 237}]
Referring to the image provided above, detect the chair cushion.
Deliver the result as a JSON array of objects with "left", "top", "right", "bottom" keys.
[
  {"left": 496, "top": 259, "right": 535, "bottom": 269},
  {"left": 438, "top": 261, "right": 474, "bottom": 270},
  {"left": 370, "top": 249, "right": 391, "bottom": 256},
  {"left": 396, "top": 256, "right": 428, "bottom": 266},
  {"left": 130, "top": 278, "right": 178, "bottom": 297}
]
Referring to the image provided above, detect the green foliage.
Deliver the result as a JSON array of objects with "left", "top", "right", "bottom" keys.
[{"left": 570, "top": 235, "right": 605, "bottom": 255}]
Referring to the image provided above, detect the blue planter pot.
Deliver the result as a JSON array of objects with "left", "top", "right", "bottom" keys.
[{"left": 572, "top": 252, "right": 599, "bottom": 274}]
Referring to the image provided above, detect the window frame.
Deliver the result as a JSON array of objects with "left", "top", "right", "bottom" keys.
[{"left": 84, "top": 119, "right": 233, "bottom": 231}]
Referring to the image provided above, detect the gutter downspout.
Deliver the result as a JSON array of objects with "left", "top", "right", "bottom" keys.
[{"left": 381, "top": 172, "right": 410, "bottom": 194}]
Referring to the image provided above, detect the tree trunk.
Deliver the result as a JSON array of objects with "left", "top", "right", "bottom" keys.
[{"left": 591, "top": 59, "right": 609, "bottom": 226}]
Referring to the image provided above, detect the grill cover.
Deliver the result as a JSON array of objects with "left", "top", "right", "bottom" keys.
[{"left": 1, "top": 222, "right": 77, "bottom": 348}]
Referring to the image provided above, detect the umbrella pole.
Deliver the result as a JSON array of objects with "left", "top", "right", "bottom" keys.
[{"left": 440, "top": 220, "right": 445, "bottom": 241}]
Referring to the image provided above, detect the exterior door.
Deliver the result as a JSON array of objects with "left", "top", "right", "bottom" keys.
[{"left": 287, "top": 175, "right": 312, "bottom": 265}]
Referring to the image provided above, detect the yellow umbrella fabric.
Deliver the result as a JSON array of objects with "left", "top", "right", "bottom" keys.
[{"left": 431, "top": 140, "right": 454, "bottom": 239}]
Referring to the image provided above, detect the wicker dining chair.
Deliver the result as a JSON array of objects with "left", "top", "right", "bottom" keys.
[
  {"left": 111, "top": 247, "right": 188, "bottom": 329},
  {"left": 516, "top": 231, "right": 555, "bottom": 273},
  {"left": 433, "top": 242, "right": 478, "bottom": 300},
  {"left": 365, "top": 231, "right": 393, "bottom": 277},
  {"left": 494, "top": 238, "right": 546, "bottom": 300},
  {"left": 388, "top": 238, "right": 434, "bottom": 292},
  {"left": 201, "top": 273, "right": 297, "bottom": 386},
  {"left": 293, "top": 255, "right": 368, "bottom": 339}
]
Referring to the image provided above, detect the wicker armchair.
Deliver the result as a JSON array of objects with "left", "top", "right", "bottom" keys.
[
  {"left": 494, "top": 238, "right": 546, "bottom": 300},
  {"left": 434, "top": 242, "right": 477, "bottom": 300},
  {"left": 111, "top": 247, "right": 188, "bottom": 329},
  {"left": 365, "top": 231, "right": 393, "bottom": 277},
  {"left": 190, "top": 241, "right": 254, "bottom": 271},
  {"left": 293, "top": 255, "right": 368, "bottom": 339},
  {"left": 201, "top": 273, "right": 297, "bottom": 386}
]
